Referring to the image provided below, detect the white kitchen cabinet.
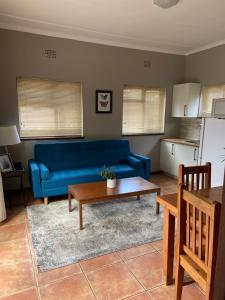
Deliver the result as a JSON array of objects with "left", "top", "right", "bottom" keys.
[
  {"left": 160, "top": 140, "right": 199, "bottom": 177},
  {"left": 172, "top": 83, "right": 201, "bottom": 117},
  {"left": 160, "top": 140, "right": 176, "bottom": 175}
]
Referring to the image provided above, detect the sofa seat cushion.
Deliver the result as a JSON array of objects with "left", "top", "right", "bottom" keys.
[{"left": 42, "top": 164, "right": 141, "bottom": 190}]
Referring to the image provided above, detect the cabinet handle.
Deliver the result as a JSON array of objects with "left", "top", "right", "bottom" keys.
[
  {"left": 184, "top": 105, "right": 187, "bottom": 116},
  {"left": 171, "top": 144, "right": 174, "bottom": 155},
  {"left": 194, "top": 148, "right": 197, "bottom": 161}
]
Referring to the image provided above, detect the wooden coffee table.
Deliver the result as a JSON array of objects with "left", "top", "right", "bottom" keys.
[{"left": 68, "top": 176, "right": 160, "bottom": 230}]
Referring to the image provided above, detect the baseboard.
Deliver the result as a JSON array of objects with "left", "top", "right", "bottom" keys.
[{"left": 151, "top": 170, "right": 163, "bottom": 175}]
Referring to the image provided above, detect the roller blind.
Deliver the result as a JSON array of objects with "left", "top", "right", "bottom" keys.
[
  {"left": 122, "top": 86, "right": 166, "bottom": 134},
  {"left": 200, "top": 84, "right": 225, "bottom": 116},
  {"left": 17, "top": 78, "right": 83, "bottom": 138}
]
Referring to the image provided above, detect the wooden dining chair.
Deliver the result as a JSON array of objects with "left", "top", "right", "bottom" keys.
[
  {"left": 175, "top": 184, "right": 221, "bottom": 300},
  {"left": 178, "top": 162, "right": 211, "bottom": 191},
  {"left": 157, "top": 162, "right": 212, "bottom": 285}
]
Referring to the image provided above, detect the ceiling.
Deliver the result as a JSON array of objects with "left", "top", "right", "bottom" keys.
[{"left": 0, "top": 0, "right": 225, "bottom": 55}]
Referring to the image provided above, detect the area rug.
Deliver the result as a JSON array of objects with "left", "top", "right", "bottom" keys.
[{"left": 27, "top": 194, "right": 163, "bottom": 272}]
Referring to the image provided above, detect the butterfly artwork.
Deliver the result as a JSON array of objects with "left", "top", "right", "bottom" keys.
[{"left": 96, "top": 90, "right": 112, "bottom": 113}]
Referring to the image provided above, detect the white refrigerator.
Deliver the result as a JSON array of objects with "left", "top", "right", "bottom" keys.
[{"left": 199, "top": 118, "right": 225, "bottom": 187}]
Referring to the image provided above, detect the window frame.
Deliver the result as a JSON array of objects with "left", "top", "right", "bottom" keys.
[
  {"left": 121, "top": 85, "right": 166, "bottom": 136},
  {"left": 16, "top": 77, "right": 84, "bottom": 140}
]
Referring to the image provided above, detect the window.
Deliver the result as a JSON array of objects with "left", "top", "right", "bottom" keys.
[
  {"left": 200, "top": 84, "right": 225, "bottom": 116},
  {"left": 122, "top": 86, "right": 166, "bottom": 135},
  {"left": 17, "top": 78, "right": 83, "bottom": 138}
]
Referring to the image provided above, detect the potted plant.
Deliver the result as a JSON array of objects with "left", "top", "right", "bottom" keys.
[{"left": 100, "top": 166, "right": 116, "bottom": 188}]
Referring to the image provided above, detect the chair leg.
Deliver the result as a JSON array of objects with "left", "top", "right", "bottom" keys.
[
  {"left": 44, "top": 197, "right": 48, "bottom": 205},
  {"left": 205, "top": 280, "right": 213, "bottom": 300},
  {"left": 175, "top": 259, "right": 184, "bottom": 300},
  {"left": 156, "top": 202, "right": 160, "bottom": 214}
]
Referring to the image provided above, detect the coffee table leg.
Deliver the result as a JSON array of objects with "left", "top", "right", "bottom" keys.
[
  {"left": 68, "top": 192, "right": 72, "bottom": 212},
  {"left": 79, "top": 202, "right": 83, "bottom": 230},
  {"left": 156, "top": 190, "right": 160, "bottom": 214}
]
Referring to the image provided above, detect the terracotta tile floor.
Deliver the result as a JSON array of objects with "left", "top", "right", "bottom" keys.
[{"left": 0, "top": 174, "right": 204, "bottom": 299}]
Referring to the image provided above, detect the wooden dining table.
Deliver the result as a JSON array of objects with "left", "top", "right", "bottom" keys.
[{"left": 157, "top": 186, "right": 223, "bottom": 285}]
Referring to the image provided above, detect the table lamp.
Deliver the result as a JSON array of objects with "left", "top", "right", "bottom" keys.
[{"left": 0, "top": 125, "right": 21, "bottom": 154}]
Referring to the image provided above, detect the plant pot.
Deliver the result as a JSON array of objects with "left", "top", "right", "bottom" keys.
[{"left": 107, "top": 178, "right": 116, "bottom": 188}]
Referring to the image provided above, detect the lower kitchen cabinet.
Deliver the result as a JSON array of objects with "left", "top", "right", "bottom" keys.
[{"left": 160, "top": 140, "right": 199, "bottom": 177}]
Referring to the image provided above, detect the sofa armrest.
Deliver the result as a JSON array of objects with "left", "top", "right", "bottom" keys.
[
  {"left": 129, "top": 153, "right": 151, "bottom": 180},
  {"left": 28, "top": 159, "right": 42, "bottom": 198},
  {"left": 126, "top": 155, "right": 143, "bottom": 169},
  {"left": 38, "top": 163, "right": 50, "bottom": 180}
]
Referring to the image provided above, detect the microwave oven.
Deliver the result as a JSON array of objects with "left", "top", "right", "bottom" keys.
[{"left": 211, "top": 98, "right": 225, "bottom": 118}]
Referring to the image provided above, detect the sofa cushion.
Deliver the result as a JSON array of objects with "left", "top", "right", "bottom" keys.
[
  {"left": 35, "top": 140, "right": 130, "bottom": 171},
  {"left": 42, "top": 164, "right": 141, "bottom": 190},
  {"left": 126, "top": 155, "right": 143, "bottom": 169},
  {"left": 38, "top": 163, "right": 50, "bottom": 180}
]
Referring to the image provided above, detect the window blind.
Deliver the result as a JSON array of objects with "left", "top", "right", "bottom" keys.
[
  {"left": 122, "top": 86, "right": 166, "bottom": 134},
  {"left": 200, "top": 84, "right": 225, "bottom": 116},
  {"left": 17, "top": 78, "right": 83, "bottom": 138}
]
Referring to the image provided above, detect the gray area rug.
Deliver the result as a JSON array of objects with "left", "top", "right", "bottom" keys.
[{"left": 27, "top": 194, "right": 163, "bottom": 272}]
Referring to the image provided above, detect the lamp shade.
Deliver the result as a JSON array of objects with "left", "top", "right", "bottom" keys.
[
  {"left": 0, "top": 126, "right": 21, "bottom": 146},
  {"left": 153, "top": 0, "right": 179, "bottom": 8}
]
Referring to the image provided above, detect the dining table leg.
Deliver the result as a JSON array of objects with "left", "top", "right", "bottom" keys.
[{"left": 163, "top": 207, "right": 176, "bottom": 285}]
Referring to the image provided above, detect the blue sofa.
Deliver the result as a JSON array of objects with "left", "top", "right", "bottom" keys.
[{"left": 29, "top": 139, "right": 151, "bottom": 204}]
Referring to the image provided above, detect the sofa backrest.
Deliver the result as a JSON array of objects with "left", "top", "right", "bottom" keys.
[{"left": 34, "top": 139, "right": 130, "bottom": 170}]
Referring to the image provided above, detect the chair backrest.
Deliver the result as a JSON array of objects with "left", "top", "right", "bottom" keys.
[
  {"left": 177, "top": 184, "right": 220, "bottom": 282},
  {"left": 178, "top": 162, "right": 211, "bottom": 191}
]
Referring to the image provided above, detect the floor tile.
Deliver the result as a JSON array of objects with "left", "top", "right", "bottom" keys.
[
  {"left": 125, "top": 252, "right": 163, "bottom": 289},
  {"left": 182, "top": 284, "right": 205, "bottom": 300},
  {"left": 0, "top": 288, "right": 39, "bottom": 300},
  {"left": 81, "top": 252, "right": 121, "bottom": 273},
  {"left": 39, "top": 273, "right": 95, "bottom": 300},
  {"left": 0, "top": 239, "right": 31, "bottom": 265},
  {"left": 37, "top": 263, "right": 81, "bottom": 286},
  {"left": 118, "top": 244, "right": 155, "bottom": 261},
  {"left": 0, "top": 223, "right": 27, "bottom": 242},
  {"left": 126, "top": 291, "right": 153, "bottom": 299},
  {"left": 148, "top": 283, "right": 204, "bottom": 300},
  {"left": 1, "top": 209, "right": 26, "bottom": 227},
  {"left": 87, "top": 261, "right": 144, "bottom": 300},
  {"left": 0, "top": 262, "right": 35, "bottom": 297},
  {"left": 149, "top": 239, "right": 163, "bottom": 252}
]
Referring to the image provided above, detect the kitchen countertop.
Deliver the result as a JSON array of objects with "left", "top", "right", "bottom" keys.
[{"left": 161, "top": 138, "right": 199, "bottom": 147}]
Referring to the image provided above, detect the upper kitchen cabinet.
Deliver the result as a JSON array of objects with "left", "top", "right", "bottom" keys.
[{"left": 172, "top": 83, "right": 201, "bottom": 117}]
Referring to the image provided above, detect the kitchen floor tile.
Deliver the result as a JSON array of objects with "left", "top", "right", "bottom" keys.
[
  {"left": 148, "top": 283, "right": 204, "bottom": 300},
  {"left": 0, "top": 262, "right": 35, "bottom": 297},
  {"left": 39, "top": 273, "right": 95, "bottom": 300},
  {"left": 37, "top": 263, "right": 81, "bottom": 286},
  {"left": 125, "top": 252, "right": 163, "bottom": 289},
  {"left": 118, "top": 244, "right": 155, "bottom": 261},
  {"left": 149, "top": 239, "right": 163, "bottom": 252},
  {"left": 0, "top": 288, "right": 39, "bottom": 300},
  {"left": 0, "top": 239, "right": 31, "bottom": 265},
  {"left": 0, "top": 223, "right": 27, "bottom": 242},
  {"left": 81, "top": 252, "right": 121, "bottom": 273},
  {"left": 87, "top": 261, "right": 144, "bottom": 300}
]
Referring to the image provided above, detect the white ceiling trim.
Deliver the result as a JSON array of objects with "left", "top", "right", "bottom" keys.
[
  {"left": 0, "top": 13, "right": 187, "bottom": 55},
  {"left": 185, "top": 39, "right": 225, "bottom": 56},
  {"left": 1, "top": 12, "right": 225, "bottom": 56}
]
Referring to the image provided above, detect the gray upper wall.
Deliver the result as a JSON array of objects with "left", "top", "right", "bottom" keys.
[
  {"left": 0, "top": 28, "right": 185, "bottom": 180},
  {"left": 185, "top": 44, "right": 225, "bottom": 84}
]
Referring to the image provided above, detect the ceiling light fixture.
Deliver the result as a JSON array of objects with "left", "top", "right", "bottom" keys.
[{"left": 153, "top": 0, "right": 179, "bottom": 8}]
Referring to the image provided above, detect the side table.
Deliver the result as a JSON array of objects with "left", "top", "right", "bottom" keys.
[{"left": 2, "top": 162, "right": 26, "bottom": 207}]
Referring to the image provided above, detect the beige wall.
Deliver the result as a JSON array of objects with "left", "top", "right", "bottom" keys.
[
  {"left": 185, "top": 44, "right": 225, "bottom": 85},
  {"left": 0, "top": 29, "right": 185, "bottom": 186}
]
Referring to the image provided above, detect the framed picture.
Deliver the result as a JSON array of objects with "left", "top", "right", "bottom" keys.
[
  {"left": 96, "top": 90, "right": 112, "bottom": 113},
  {"left": 0, "top": 154, "right": 14, "bottom": 173}
]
